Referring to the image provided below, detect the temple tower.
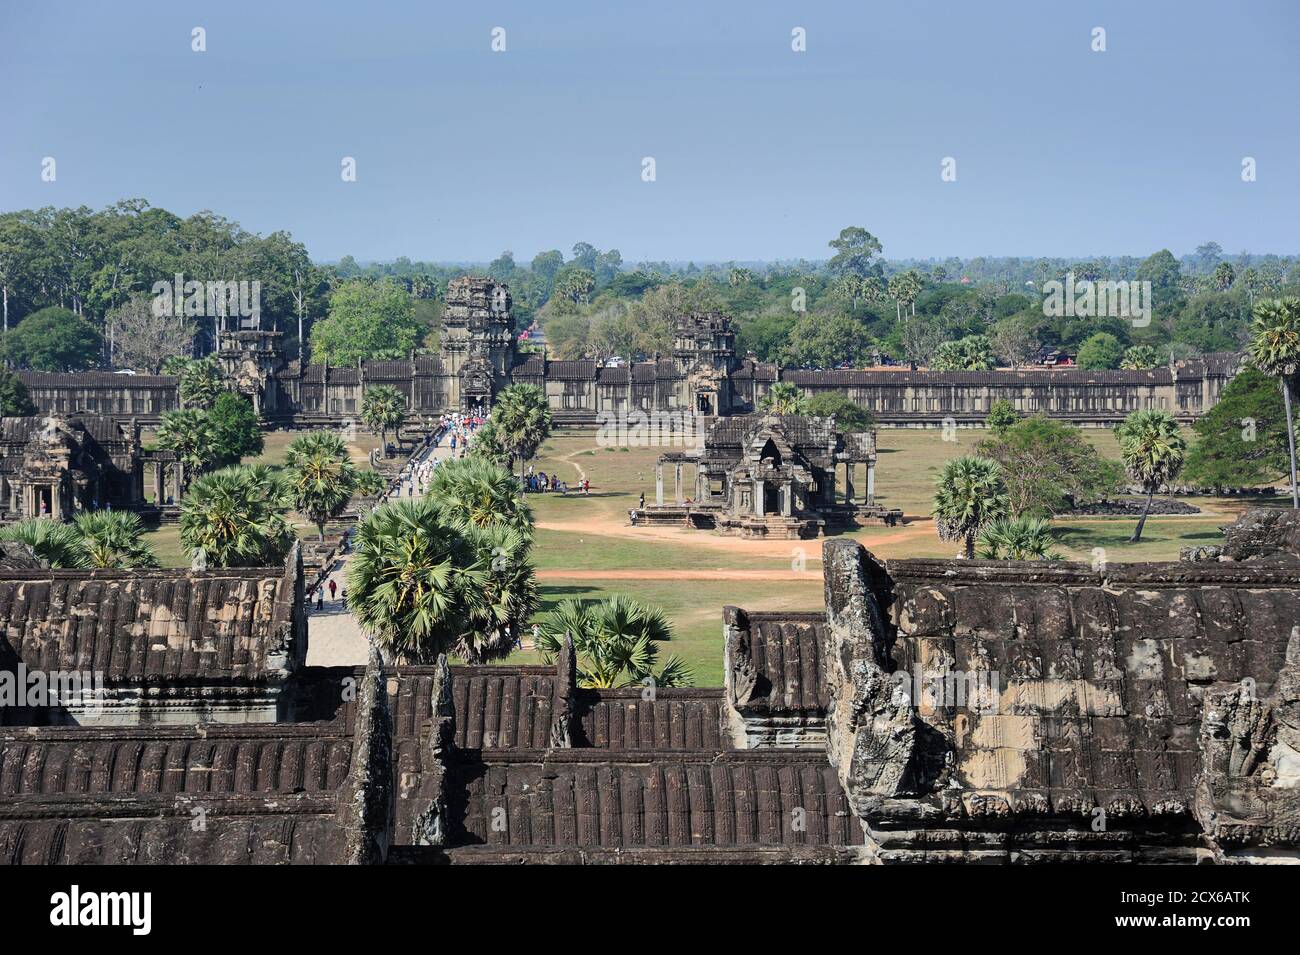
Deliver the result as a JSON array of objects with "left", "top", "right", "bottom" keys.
[
  {"left": 439, "top": 276, "right": 516, "bottom": 411},
  {"left": 672, "top": 311, "right": 737, "bottom": 416}
]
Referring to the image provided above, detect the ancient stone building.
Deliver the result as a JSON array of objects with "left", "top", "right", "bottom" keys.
[
  {"left": 0, "top": 414, "right": 145, "bottom": 520},
  {"left": 640, "top": 414, "right": 899, "bottom": 538},
  {"left": 3, "top": 511, "right": 1298, "bottom": 864},
  {"left": 16, "top": 278, "right": 1242, "bottom": 429}
]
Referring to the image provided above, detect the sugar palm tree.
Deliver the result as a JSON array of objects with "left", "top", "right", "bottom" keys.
[
  {"left": 0, "top": 518, "right": 86, "bottom": 568},
  {"left": 179, "top": 465, "right": 294, "bottom": 567},
  {"left": 1116, "top": 409, "right": 1187, "bottom": 543},
  {"left": 975, "top": 516, "right": 1060, "bottom": 560},
  {"left": 759, "top": 381, "right": 807, "bottom": 414},
  {"left": 934, "top": 455, "right": 1011, "bottom": 558},
  {"left": 288, "top": 443, "right": 357, "bottom": 540},
  {"left": 347, "top": 496, "right": 538, "bottom": 663},
  {"left": 457, "top": 521, "right": 539, "bottom": 663},
  {"left": 352, "top": 469, "right": 389, "bottom": 497},
  {"left": 491, "top": 383, "right": 553, "bottom": 484},
  {"left": 426, "top": 455, "right": 532, "bottom": 533},
  {"left": 534, "top": 595, "right": 693, "bottom": 689},
  {"left": 156, "top": 407, "right": 215, "bottom": 488},
  {"left": 361, "top": 385, "right": 406, "bottom": 454},
  {"left": 72, "top": 510, "right": 159, "bottom": 568},
  {"left": 1120, "top": 345, "right": 1163, "bottom": 370},
  {"left": 285, "top": 432, "right": 350, "bottom": 470},
  {"left": 1247, "top": 297, "right": 1300, "bottom": 507}
]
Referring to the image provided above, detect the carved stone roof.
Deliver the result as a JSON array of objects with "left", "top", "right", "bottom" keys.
[{"left": 0, "top": 550, "right": 303, "bottom": 688}]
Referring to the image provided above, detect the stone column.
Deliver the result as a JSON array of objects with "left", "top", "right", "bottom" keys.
[
  {"left": 754, "top": 479, "right": 764, "bottom": 517},
  {"left": 154, "top": 462, "right": 164, "bottom": 504},
  {"left": 50, "top": 482, "right": 61, "bottom": 521},
  {"left": 655, "top": 463, "right": 664, "bottom": 506},
  {"left": 675, "top": 462, "right": 684, "bottom": 505},
  {"left": 844, "top": 463, "right": 855, "bottom": 506},
  {"left": 866, "top": 464, "right": 876, "bottom": 505},
  {"left": 780, "top": 484, "right": 792, "bottom": 517}
]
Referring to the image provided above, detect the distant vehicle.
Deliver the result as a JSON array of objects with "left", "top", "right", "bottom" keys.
[
  {"left": 113, "top": 368, "right": 137, "bottom": 375},
  {"left": 603, "top": 357, "right": 627, "bottom": 367}
]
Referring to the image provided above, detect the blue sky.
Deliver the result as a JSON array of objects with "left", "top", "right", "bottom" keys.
[{"left": 1, "top": 0, "right": 1297, "bottom": 263}]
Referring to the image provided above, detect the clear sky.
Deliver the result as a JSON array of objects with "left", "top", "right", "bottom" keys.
[{"left": 1, "top": 0, "right": 1296, "bottom": 264}]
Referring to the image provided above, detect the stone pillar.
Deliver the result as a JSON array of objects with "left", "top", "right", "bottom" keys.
[
  {"left": 844, "top": 463, "right": 855, "bottom": 506},
  {"left": 754, "top": 480, "right": 764, "bottom": 517},
  {"left": 780, "top": 484, "right": 792, "bottom": 517},
  {"left": 866, "top": 464, "right": 876, "bottom": 505},
  {"left": 655, "top": 463, "right": 664, "bottom": 506},
  {"left": 172, "top": 464, "right": 183, "bottom": 502},
  {"left": 154, "top": 462, "right": 164, "bottom": 504},
  {"left": 50, "top": 482, "right": 61, "bottom": 521},
  {"left": 675, "top": 462, "right": 684, "bottom": 505}
]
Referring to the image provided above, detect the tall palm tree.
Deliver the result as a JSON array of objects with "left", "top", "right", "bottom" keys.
[
  {"left": 759, "top": 381, "right": 807, "bottom": 414},
  {"left": 361, "top": 385, "right": 406, "bottom": 454},
  {"left": 72, "top": 510, "right": 159, "bottom": 568},
  {"left": 458, "top": 521, "right": 539, "bottom": 663},
  {"left": 156, "top": 407, "right": 216, "bottom": 487},
  {"left": 1247, "top": 297, "right": 1300, "bottom": 507},
  {"left": 0, "top": 518, "right": 86, "bottom": 568},
  {"left": 975, "top": 516, "right": 1060, "bottom": 560},
  {"left": 288, "top": 444, "right": 357, "bottom": 540},
  {"left": 285, "top": 432, "right": 350, "bottom": 470},
  {"left": 346, "top": 497, "right": 537, "bottom": 664},
  {"left": 534, "top": 595, "right": 693, "bottom": 689},
  {"left": 426, "top": 455, "right": 532, "bottom": 533},
  {"left": 934, "top": 455, "right": 1011, "bottom": 558},
  {"left": 1116, "top": 409, "right": 1187, "bottom": 543},
  {"left": 491, "top": 383, "right": 553, "bottom": 485},
  {"left": 179, "top": 465, "right": 294, "bottom": 567}
]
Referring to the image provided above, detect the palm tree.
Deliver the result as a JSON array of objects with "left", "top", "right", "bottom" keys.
[
  {"left": 1116, "top": 409, "right": 1187, "bottom": 543},
  {"left": 0, "top": 518, "right": 86, "bottom": 568},
  {"left": 491, "top": 383, "right": 553, "bottom": 485},
  {"left": 179, "top": 465, "right": 294, "bottom": 567},
  {"left": 361, "top": 385, "right": 406, "bottom": 455},
  {"left": 285, "top": 432, "right": 350, "bottom": 470},
  {"left": 1247, "top": 297, "right": 1300, "bottom": 507},
  {"left": 934, "top": 455, "right": 1011, "bottom": 558},
  {"left": 458, "top": 521, "right": 539, "bottom": 663},
  {"left": 156, "top": 407, "right": 216, "bottom": 488},
  {"left": 534, "top": 595, "right": 693, "bottom": 688},
  {"left": 426, "top": 455, "right": 532, "bottom": 533},
  {"left": 976, "top": 516, "right": 1060, "bottom": 560},
  {"left": 352, "top": 469, "right": 389, "bottom": 497},
  {"left": 759, "top": 381, "right": 807, "bottom": 414},
  {"left": 346, "top": 497, "right": 538, "bottom": 664},
  {"left": 72, "top": 510, "right": 159, "bottom": 568},
  {"left": 1120, "top": 345, "right": 1163, "bottom": 370},
  {"left": 288, "top": 443, "right": 357, "bottom": 541}
]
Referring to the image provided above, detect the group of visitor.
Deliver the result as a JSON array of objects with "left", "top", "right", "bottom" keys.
[{"left": 524, "top": 464, "right": 588, "bottom": 496}]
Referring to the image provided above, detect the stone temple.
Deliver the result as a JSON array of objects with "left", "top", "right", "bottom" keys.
[
  {"left": 639, "top": 414, "right": 901, "bottom": 538},
  {"left": 2, "top": 509, "right": 1299, "bottom": 865},
  {"left": 15, "top": 277, "right": 1241, "bottom": 429}
]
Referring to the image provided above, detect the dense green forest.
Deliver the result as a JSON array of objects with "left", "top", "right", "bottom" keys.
[{"left": 2, "top": 201, "right": 1298, "bottom": 374}]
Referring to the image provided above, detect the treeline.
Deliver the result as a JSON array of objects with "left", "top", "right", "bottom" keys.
[{"left": 5, "top": 203, "right": 1300, "bottom": 377}]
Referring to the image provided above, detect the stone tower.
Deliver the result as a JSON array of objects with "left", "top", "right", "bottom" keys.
[
  {"left": 439, "top": 276, "right": 516, "bottom": 410},
  {"left": 672, "top": 311, "right": 736, "bottom": 416},
  {"left": 215, "top": 325, "right": 285, "bottom": 417}
]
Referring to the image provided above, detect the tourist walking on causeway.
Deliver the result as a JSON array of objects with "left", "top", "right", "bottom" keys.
[{"left": 328, "top": 578, "right": 338, "bottom": 603}]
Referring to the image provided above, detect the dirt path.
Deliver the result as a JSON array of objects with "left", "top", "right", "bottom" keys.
[{"left": 536, "top": 568, "right": 822, "bottom": 581}]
